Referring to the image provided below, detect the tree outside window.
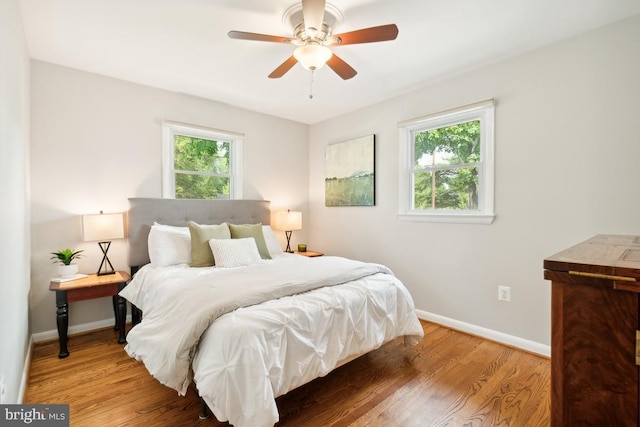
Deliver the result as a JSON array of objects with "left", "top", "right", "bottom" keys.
[
  {"left": 173, "top": 135, "right": 230, "bottom": 199},
  {"left": 162, "top": 121, "right": 243, "bottom": 200},
  {"left": 413, "top": 120, "right": 480, "bottom": 210}
]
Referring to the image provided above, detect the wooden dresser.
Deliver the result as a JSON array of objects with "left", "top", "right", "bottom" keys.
[{"left": 544, "top": 234, "right": 640, "bottom": 426}]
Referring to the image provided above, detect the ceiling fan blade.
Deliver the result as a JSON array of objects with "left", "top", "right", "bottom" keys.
[
  {"left": 326, "top": 54, "right": 357, "bottom": 80},
  {"left": 329, "top": 24, "right": 399, "bottom": 46},
  {"left": 302, "top": 0, "right": 326, "bottom": 33},
  {"left": 268, "top": 56, "right": 299, "bottom": 79},
  {"left": 228, "top": 31, "right": 295, "bottom": 44}
]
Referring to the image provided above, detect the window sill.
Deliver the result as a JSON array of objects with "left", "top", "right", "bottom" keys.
[{"left": 397, "top": 212, "right": 495, "bottom": 224}]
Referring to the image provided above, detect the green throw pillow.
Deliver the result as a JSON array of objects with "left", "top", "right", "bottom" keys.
[
  {"left": 228, "top": 223, "right": 272, "bottom": 260},
  {"left": 188, "top": 221, "right": 231, "bottom": 267}
]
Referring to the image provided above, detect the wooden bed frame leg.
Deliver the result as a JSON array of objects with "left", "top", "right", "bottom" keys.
[{"left": 199, "top": 397, "right": 210, "bottom": 419}]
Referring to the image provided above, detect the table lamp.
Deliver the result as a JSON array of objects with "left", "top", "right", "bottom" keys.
[
  {"left": 275, "top": 209, "right": 302, "bottom": 253},
  {"left": 82, "top": 211, "right": 124, "bottom": 275}
]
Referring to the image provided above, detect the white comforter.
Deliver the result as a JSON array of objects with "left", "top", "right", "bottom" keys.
[{"left": 120, "top": 254, "right": 423, "bottom": 427}]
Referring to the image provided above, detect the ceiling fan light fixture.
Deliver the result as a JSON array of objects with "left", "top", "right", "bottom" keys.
[
  {"left": 229, "top": 1, "right": 396, "bottom": 81},
  {"left": 294, "top": 43, "right": 333, "bottom": 71}
]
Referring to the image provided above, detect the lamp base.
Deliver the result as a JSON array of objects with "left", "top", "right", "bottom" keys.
[
  {"left": 285, "top": 231, "right": 293, "bottom": 253},
  {"left": 97, "top": 241, "right": 116, "bottom": 276},
  {"left": 97, "top": 270, "right": 116, "bottom": 276}
]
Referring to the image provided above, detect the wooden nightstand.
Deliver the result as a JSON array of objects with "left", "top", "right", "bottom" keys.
[
  {"left": 49, "top": 271, "right": 131, "bottom": 358},
  {"left": 294, "top": 251, "right": 324, "bottom": 257}
]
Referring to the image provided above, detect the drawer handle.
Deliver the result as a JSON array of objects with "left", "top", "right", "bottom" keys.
[{"left": 568, "top": 271, "right": 636, "bottom": 282}]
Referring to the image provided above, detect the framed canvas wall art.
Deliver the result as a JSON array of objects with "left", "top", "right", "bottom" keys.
[{"left": 325, "top": 135, "right": 375, "bottom": 207}]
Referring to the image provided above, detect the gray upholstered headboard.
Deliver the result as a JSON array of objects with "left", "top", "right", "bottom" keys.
[{"left": 127, "top": 198, "right": 271, "bottom": 268}]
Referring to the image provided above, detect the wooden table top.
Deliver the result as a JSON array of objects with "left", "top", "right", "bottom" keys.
[
  {"left": 294, "top": 251, "right": 324, "bottom": 257},
  {"left": 49, "top": 271, "right": 131, "bottom": 292},
  {"left": 544, "top": 234, "right": 640, "bottom": 279}
]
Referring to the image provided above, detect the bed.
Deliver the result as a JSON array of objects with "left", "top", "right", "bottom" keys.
[{"left": 120, "top": 197, "right": 424, "bottom": 427}]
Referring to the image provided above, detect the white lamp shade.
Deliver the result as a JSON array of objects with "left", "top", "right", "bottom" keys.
[
  {"left": 294, "top": 44, "right": 333, "bottom": 71},
  {"left": 275, "top": 210, "right": 302, "bottom": 231},
  {"left": 82, "top": 212, "right": 125, "bottom": 242}
]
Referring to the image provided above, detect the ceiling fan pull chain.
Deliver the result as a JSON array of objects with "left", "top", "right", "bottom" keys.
[{"left": 309, "top": 70, "right": 315, "bottom": 99}]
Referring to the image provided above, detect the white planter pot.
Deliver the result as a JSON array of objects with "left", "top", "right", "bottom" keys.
[{"left": 58, "top": 264, "right": 78, "bottom": 279}]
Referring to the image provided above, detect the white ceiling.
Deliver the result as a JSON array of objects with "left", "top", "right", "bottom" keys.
[{"left": 19, "top": 0, "right": 640, "bottom": 124}]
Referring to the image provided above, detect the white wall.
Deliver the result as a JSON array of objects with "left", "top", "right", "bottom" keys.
[
  {"left": 0, "top": 0, "right": 31, "bottom": 403},
  {"left": 25, "top": 10, "right": 640, "bottom": 352},
  {"left": 30, "top": 62, "right": 309, "bottom": 335},
  {"left": 308, "top": 14, "right": 640, "bottom": 347}
]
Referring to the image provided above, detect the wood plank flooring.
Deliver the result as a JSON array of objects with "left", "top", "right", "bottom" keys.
[{"left": 25, "top": 321, "right": 550, "bottom": 426}]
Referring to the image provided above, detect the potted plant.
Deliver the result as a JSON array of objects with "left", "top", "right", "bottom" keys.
[{"left": 51, "top": 248, "right": 83, "bottom": 278}]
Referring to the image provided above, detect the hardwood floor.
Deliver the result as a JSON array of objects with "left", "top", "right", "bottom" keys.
[{"left": 25, "top": 321, "right": 550, "bottom": 426}]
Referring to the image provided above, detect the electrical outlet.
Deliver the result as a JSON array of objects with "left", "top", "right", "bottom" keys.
[
  {"left": 0, "top": 376, "right": 6, "bottom": 404},
  {"left": 498, "top": 285, "right": 511, "bottom": 302}
]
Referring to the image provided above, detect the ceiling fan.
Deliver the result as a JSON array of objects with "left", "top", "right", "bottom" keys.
[{"left": 228, "top": 0, "right": 399, "bottom": 80}]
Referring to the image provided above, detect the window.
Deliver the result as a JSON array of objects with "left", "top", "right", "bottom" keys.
[
  {"left": 162, "top": 121, "right": 243, "bottom": 199},
  {"left": 398, "top": 99, "right": 495, "bottom": 224}
]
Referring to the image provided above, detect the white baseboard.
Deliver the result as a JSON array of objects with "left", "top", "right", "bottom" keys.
[
  {"left": 32, "top": 315, "right": 132, "bottom": 343},
  {"left": 19, "top": 335, "right": 33, "bottom": 404},
  {"left": 416, "top": 309, "right": 550, "bottom": 357}
]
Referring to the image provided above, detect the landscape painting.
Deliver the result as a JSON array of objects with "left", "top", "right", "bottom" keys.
[{"left": 325, "top": 135, "right": 375, "bottom": 207}]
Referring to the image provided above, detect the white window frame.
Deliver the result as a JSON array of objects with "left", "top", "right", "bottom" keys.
[
  {"left": 398, "top": 99, "right": 495, "bottom": 224},
  {"left": 162, "top": 120, "right": 243, "bottom": 199}
]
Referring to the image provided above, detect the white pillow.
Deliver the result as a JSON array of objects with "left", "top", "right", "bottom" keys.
[
  {"left": 208, "top": 238, "right": 263, "bottom": 268},
  {"left": 262, "top": 225, "right": 283, "bottom": 257},
  {"left": 148, "top": 223, "right": 191, "bottom": 267},
  {"left": 152, "top": 222, "right": 188, "bottom": 233}
]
